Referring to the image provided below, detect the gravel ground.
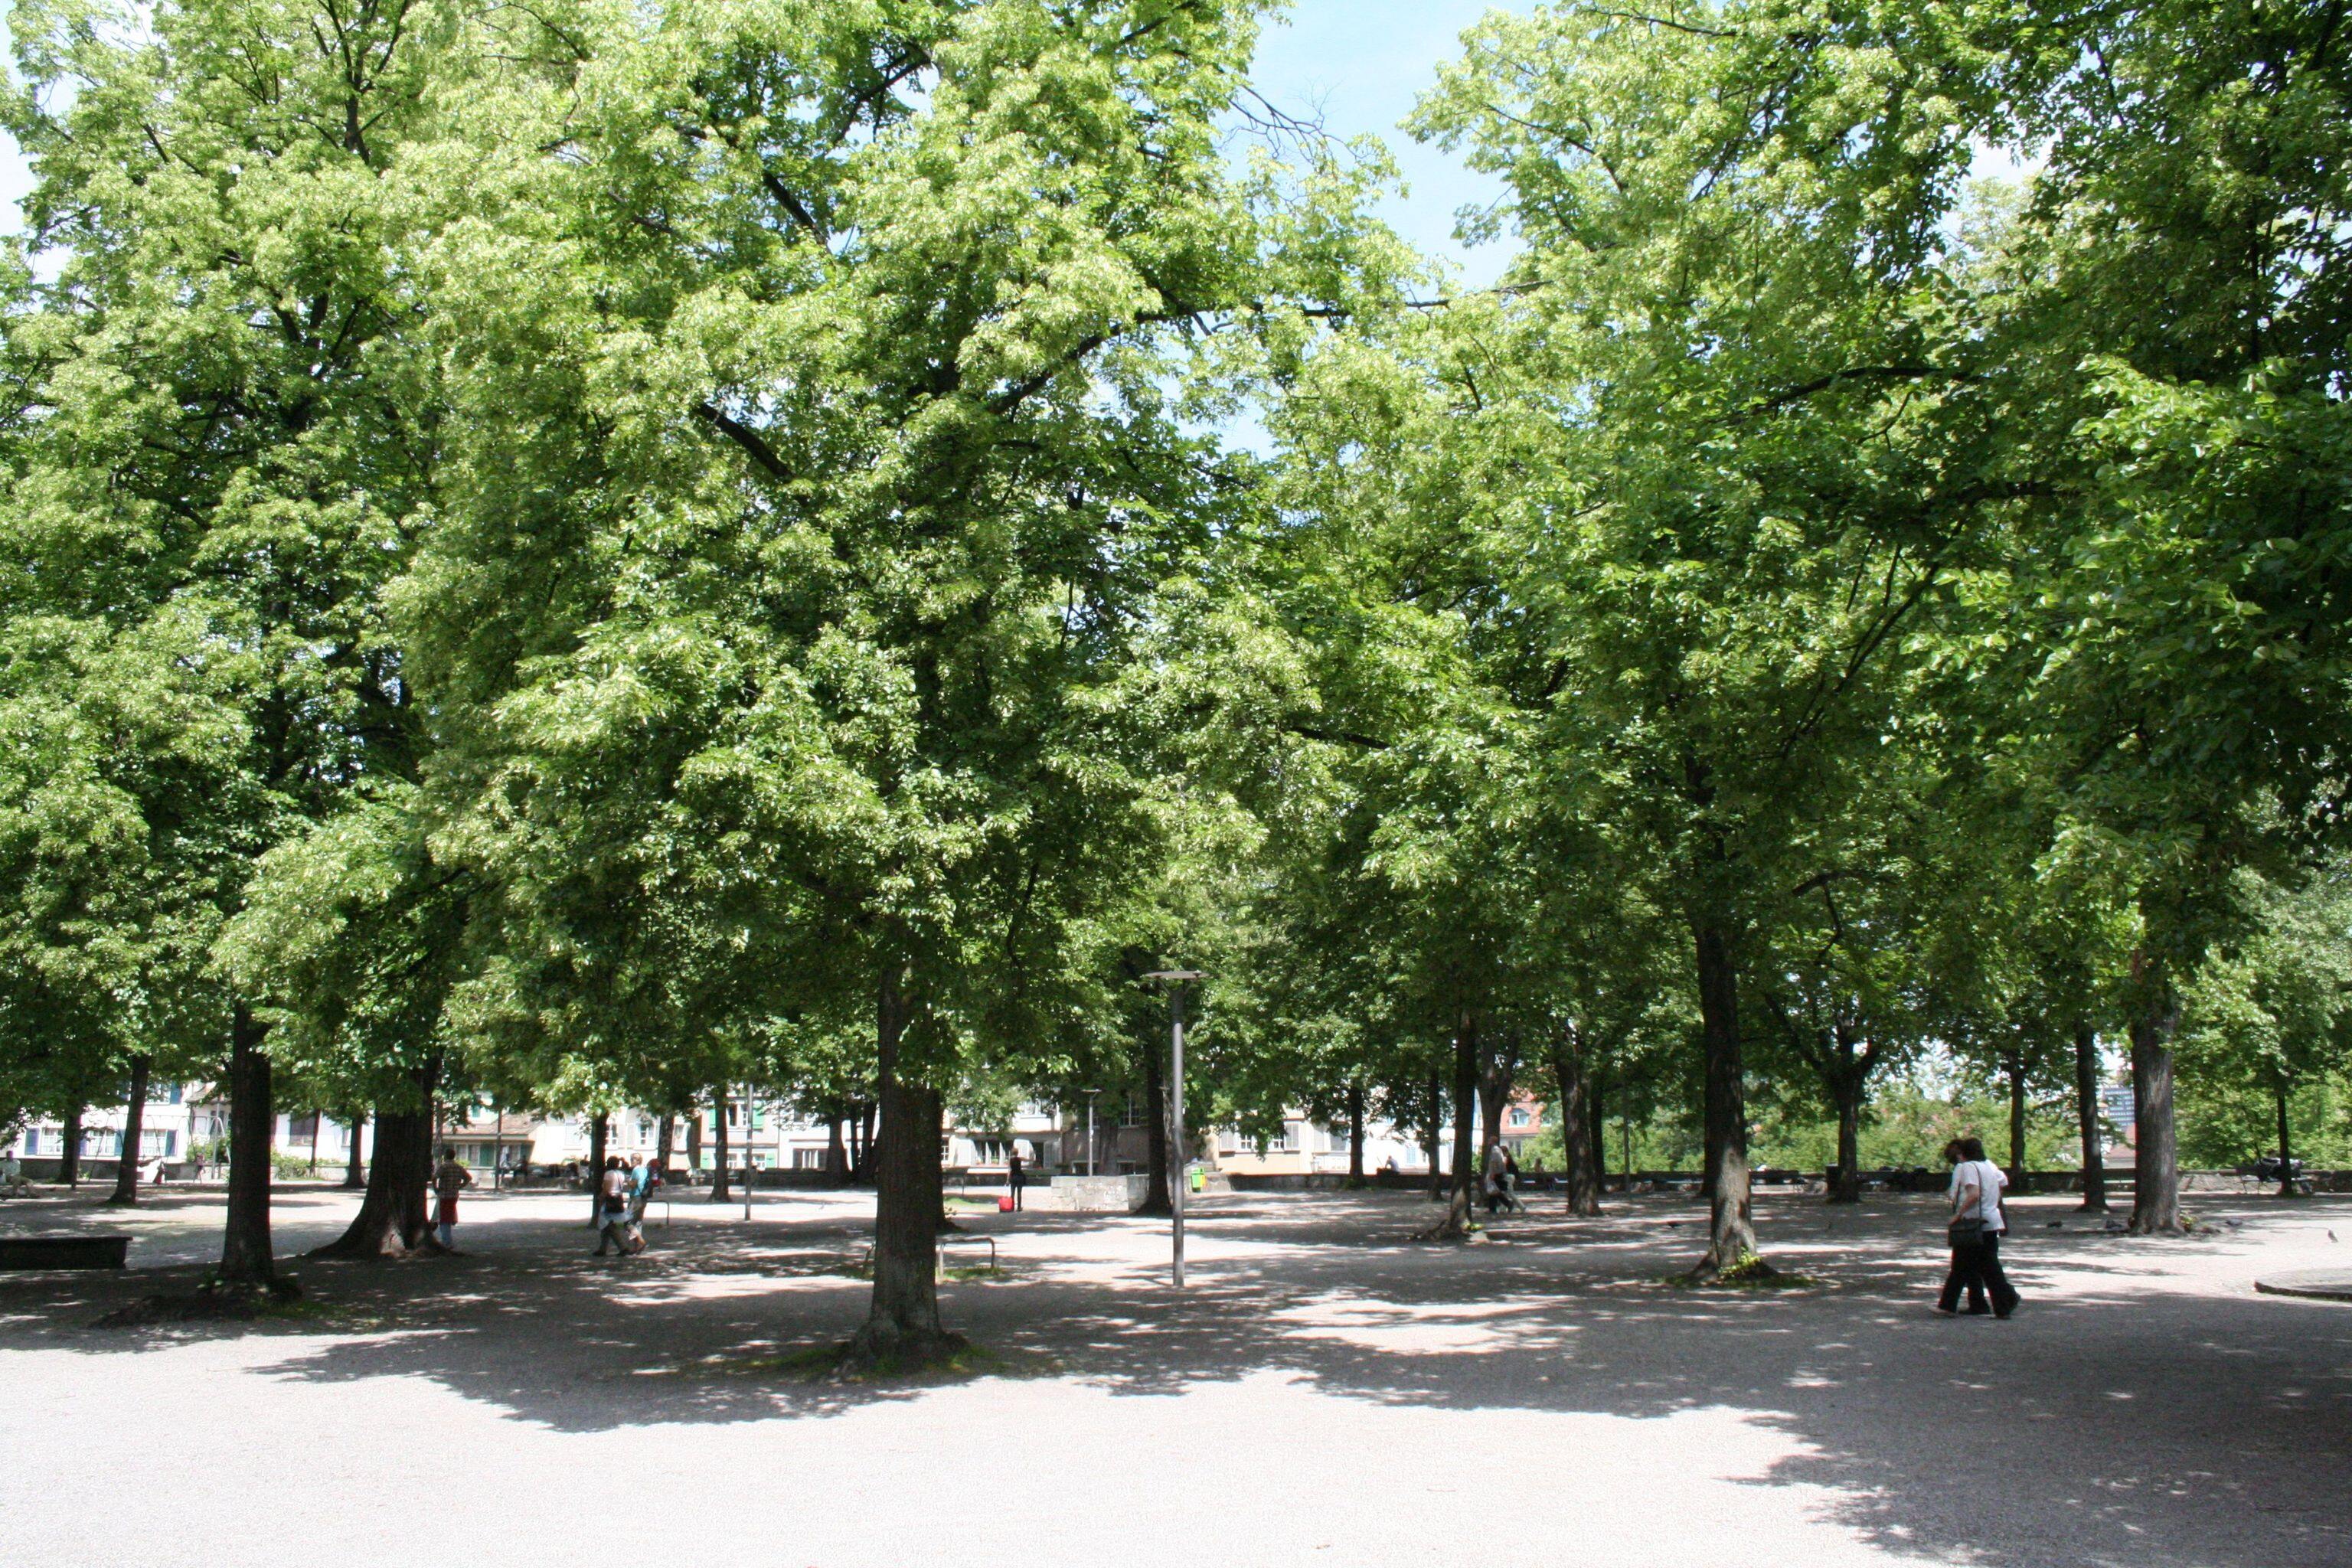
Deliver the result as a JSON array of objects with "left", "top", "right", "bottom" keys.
[{"left": 2, "top": 1183, "right": 2347, "bottom": 1568}]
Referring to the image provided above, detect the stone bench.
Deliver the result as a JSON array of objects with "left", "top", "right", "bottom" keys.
[{"left": 0, "top": 1234, "right": 131, "bottom": 1269}]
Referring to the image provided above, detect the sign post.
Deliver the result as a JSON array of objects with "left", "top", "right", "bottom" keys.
[{"left": 1143, "top": 971, "right": 1203, "bottom": 1289}]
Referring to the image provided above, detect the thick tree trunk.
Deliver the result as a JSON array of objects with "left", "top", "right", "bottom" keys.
[
  {"left": 1828, "top": 1082, "right": 1861, "bottom": 1204},
  {"left": 313, "top": 1109, "right": 433, "bottom": 1257},
  {"left": 219, "top": 1006, "right": 278, "bottom": 1289},
  {"left": 2073, "top": 1024, "right": 2107, "bottom": 1212},
  {"left": 1135, "top": 1025, "right": 1173, "bottom": 1216},
  {"left": 1693, "top": 917, "right": 1760, "bottom": 1275},
  {"left": 655, "top": 1114, "right": 675, "bottom": 1175},
  {"left": 685, "top": 1110, "right": 703, "bottom": 1171},
  {"left": 2128, "top": 961, "right": 2182, "bottom": 1235},
  {"left": 1423, "top": 1071, "right": 1444, "bottom": 1200},
  {"left": 2007, "top": 1057, "right": 2030, "bottom": 1193},
  {"left": 1346, "top": 1080, "right": 1365, "bottom": 1185},
  {"left": 107, "top": 1056, "right": 152, "bottom": 1207},
  {"left": 1551, "top": 1040, "right": 1602, "bottom": 1217},
  {"left": 342, "top": 1110, "right": 368, "bottom": 1189},
  {"left": 708, "top": 1105, "right": 730, "bottom": 1203},
  {"left": 849, "top": 967, "right": 959, "bottom": 1366},
  {"left": 827, "top": 1116, "right": 848, "bottom": 1186},
  {"left": 2275, "top": 1079, "right": 2298, "bottom": 1197},
  {"left": 59, "top": 1105, "right": 83, "bottom": 1187}
]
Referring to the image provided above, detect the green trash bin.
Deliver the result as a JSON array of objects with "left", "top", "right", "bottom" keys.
[{"left": 1187, "top": 1165, "right": 1206, "bottom": 1193}]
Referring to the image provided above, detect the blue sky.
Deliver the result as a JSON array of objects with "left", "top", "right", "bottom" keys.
[{"left": 0, "top": 1, "right": 1525, "bottom": 276}]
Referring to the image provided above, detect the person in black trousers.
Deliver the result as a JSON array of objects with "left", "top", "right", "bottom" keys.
[
  {"left": 1937, "top": 1136, "right": 2020, "bottom": 1318},
  {"left": 1008, "top": 1150, "right": 1025, "bottom": 1211}
]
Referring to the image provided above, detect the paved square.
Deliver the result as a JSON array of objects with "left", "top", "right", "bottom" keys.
[{"left": 2, "top": 1187, "right": 2347, "bottom": 1567}]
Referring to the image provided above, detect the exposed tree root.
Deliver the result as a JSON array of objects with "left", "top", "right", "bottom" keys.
[
  {"left": 96, "top": 1273, "right": 302, "bottom": 1327},
  {"left": 837, "top": 1322, "right": 972, "bottom": 1377}
]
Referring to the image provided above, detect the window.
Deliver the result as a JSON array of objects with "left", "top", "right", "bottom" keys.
[
  {"left": 141, "top": 1130, "right": 177, "bottom": 1158},
  {"left": 1508, "top": 1108, "right": 1531, "bottom": 1129},
  {"left": 85, "top": 1129, "right": 122, "bottom": 1157},
  {"left": 793, "top": 1148, "right": 828, "bottom": 1170},
  {"left": 287, "top": 1113, "right": 319, "bottom": 1143}
]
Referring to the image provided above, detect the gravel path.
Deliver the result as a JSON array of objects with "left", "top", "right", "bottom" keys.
[{"left": 2, "top": 1184, "right": 2347, "bottom": 1567}]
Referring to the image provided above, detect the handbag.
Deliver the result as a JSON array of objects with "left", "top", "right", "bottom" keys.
[{"left": 1948, "top": 1215, "right": 1985, "bottom": 1245}]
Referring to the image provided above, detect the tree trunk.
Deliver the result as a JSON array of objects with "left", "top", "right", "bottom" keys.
[
  {"left": 2128, "top": 959, "right": 2182, "bottom": 1235},
  {"left": 859, "top": 1102, "right": 878, "bottom": 1183},
  {"left": 827, "top": 1115, "right": 848, "bottom": 1186},
  {"left": 219, "top": 1005, "right": 278, "bottom": 1289},
  {"left": 588, "top": 1113, "right": 611, "bottom": 1217},
  {"left": 655, "top": 1114, "right": 675, "bottom": 1174},
  {"left": 1551, "top": 1038, "right": 1602, "bottom": 1217},
  {"left": 1424, "top": 1070, "right": 1445, "bottom": 1200},
  {"left": 1586, "top": 1070, "right": 1609, "bottom": 1195},
  {"left": 2275, "top": 1077, "right": 2298, "bottom": 1197},
  {"left": 1477, "top": 1037, "right": 1511, "bottom": 1177},
  {"left": 342, "top": 1110, "right": 368, "bottom": 1189},
  {"left": 1692, "top": 917, "right": 1760, "bottom": 1275},
  {"left": 314, "top": 1109, "right": 433, "bottom": 1257},
  {"left": 1135, "top": 1022, "right": 1173, "bottom": 1216},
  {"left": 59, "top": 1105, "right": 83, "bottom": 1187},
  {"left": 2007, "top": 1057, "right": 2030, "bottom": 1193},
  {"left": 1417, "top": 1014, "right": 1481, "bottom": 1240},
  {"left": 107, "top": 1056, "right": 152, "bottom": 1207},
  {"left": 2073, "top": 1023, "right": 2107, "bottom": 1212},
  {"left": 849, "top": 965, "right": 959, "bottom": 1366},
  {"left": 1346, "top": 1079, "right": 1365, "bottom": 1185},
  {"left": 708, "top": 1103, "right": 730, "bottom": 1202},
  {"left": 1828, "top": 1080, "right": 1862, "bottom": 1204},
  {"left": 685, "top": 1109, "right": 703, "bottom": 1171}
]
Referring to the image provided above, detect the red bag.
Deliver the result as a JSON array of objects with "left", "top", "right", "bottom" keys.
[{"left": 998, "top": 1196, "right": 1014, "bottom": 1212}]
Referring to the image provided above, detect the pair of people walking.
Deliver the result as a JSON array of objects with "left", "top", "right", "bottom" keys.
[
  {"left": 1482, "top": 1142, "right": 1524, "bottom": 1214},
  {"left": 1937, "top": 1136, "right": 2020, "bottom": 1318},
  {"left": 594, "top": 1155, "right": 651, "bottom": 1256}
]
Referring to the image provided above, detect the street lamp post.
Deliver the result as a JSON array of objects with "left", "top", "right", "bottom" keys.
[
  {"left": 1083, "top": 1088, "right": 1102, "bottom": 1177},
  {"left": 1143, "top": 971, "right": 1202, "bottom": 1289}
]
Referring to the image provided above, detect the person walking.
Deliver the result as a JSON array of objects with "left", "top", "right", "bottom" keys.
[
  {"left": 431, "top": 1145, "right": 472, "bottom": 1251},
  {"left": 625, "top": 1154, "right": 659, "bottom": 1250},
  {"left": 1937, "top": 1136, "right": 2020, "bottom": 1318},
  {"left": 1481, "top": 1142, "right": 1509, "bottom": 1215},
  {"left": 593, "top": 1156, "right": 637, "bottom": 1256},
  {"left": 1007, "top": 1148, "right": 1026, "bottom": 1212}
]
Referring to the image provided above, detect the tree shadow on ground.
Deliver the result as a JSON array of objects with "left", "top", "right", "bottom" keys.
[{"left": 4, "top": 1191, "right": 2348, "bottom": 1567}]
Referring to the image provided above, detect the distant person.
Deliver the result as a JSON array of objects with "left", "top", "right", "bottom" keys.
[
  {"left": 1007, "top": 1150, "right": 1026, "bottom": 1212},
  {"left": 594, "top": 1157, "right": 638, "bottom": 1256},
  {"left": 189, "top": 1152, "right": 206, "bottom": 1181},
  {"left": 432, "top": 1145, "right": 472, "bottom": 1251},
  {"left": 1482, "top": 1142, "right": 1509, "bottom": 1214},
  {"left": 1501, "top": 1148, "right": 1525, "bottom": 1210},
  {"left": 0, "top": 1153, "right": 24, "bottom": 1196},
  {"left": 1382, "top": 1153, "right": 1401, "bottom": 1176},
  {"left": 1937, "top": 1136, "right": 2019, "bottom": 1318}
]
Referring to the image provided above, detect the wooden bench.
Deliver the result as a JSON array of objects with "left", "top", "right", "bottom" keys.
[{"left": 0, "top": 1234, "right": 131, "bottom": 1269}]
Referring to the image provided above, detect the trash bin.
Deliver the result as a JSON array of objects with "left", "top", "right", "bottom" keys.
[{"left": 1187, "top": 1165, "right": 1205, "bottom": 1193}]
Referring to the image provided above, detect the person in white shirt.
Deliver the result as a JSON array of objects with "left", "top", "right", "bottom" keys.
[{"left": 1936, "top": 1136, "right": 2020, "bottom": 1318}]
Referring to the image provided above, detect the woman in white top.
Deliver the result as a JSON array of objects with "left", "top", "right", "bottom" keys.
[{"left": 1936, "top": 1136, "right": 2020, "bottom": 1318}]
